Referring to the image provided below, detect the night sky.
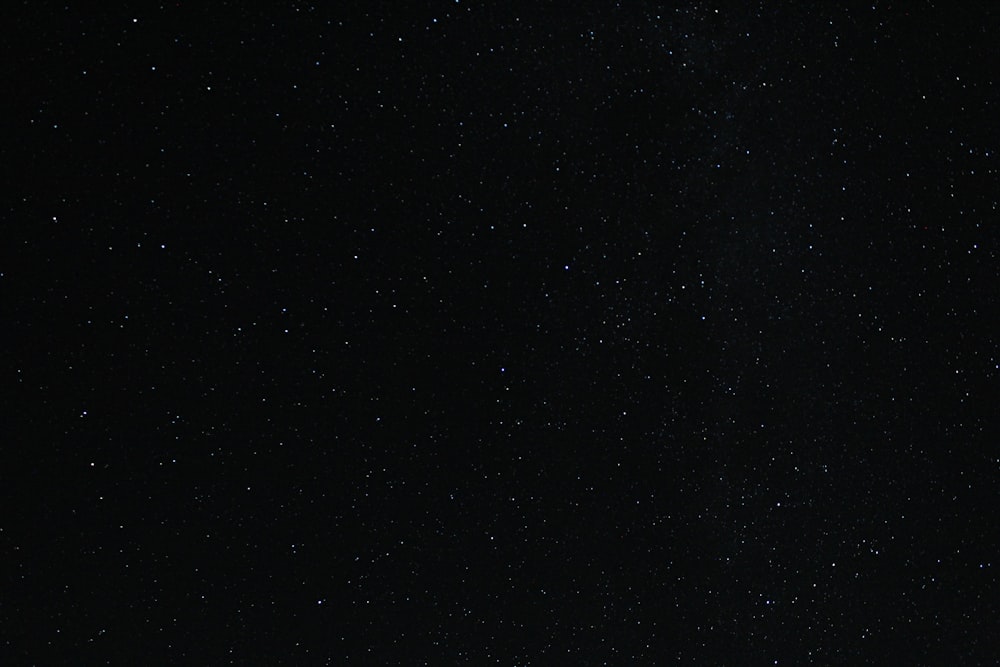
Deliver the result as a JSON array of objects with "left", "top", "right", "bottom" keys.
[{"left": 4, "top": 2, "right": 999, "bottom": 664}]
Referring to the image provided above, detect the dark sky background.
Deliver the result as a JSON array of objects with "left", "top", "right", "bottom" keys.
[{"left": 4, "top": 2, "right": 999, "bottom": 664}]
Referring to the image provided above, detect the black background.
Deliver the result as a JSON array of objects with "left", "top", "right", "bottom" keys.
[{"left": 4, "top": 2, "right": 999, "bottom": 664}]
